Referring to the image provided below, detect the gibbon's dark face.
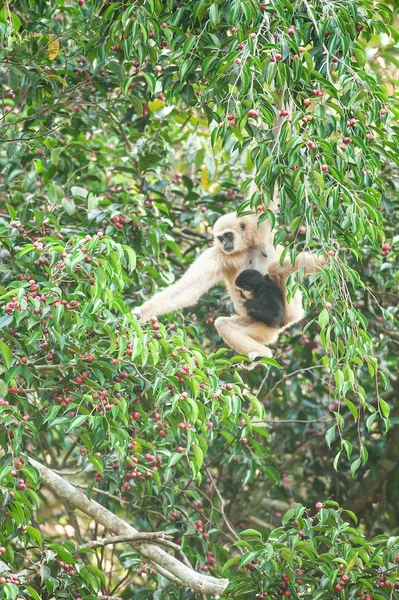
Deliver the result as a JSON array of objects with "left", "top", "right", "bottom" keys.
[
  {"left": 216, "top": 230, "right": 235, "bottom": 253},
  {"left": 213, "top": 213, "right": 250, "bottom": 254}
]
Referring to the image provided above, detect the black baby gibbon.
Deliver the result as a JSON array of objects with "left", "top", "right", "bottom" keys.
[{"left": 235, "top": 269, "right": 285, "bottom": 328}]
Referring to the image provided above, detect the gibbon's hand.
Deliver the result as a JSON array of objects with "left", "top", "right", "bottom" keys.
[
  {"left": 236, "top": 296, "right": 247, "bottom": 308},
  {"left": 131, "top": 305, "right": 152, "bottom": 324}
]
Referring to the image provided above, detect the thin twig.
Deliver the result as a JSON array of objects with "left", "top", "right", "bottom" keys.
[
  {"left": 206, "top": 468, "right": 241, "bottom": 547},
  {"left": 72, "top": 483, "right": 128, "bottom": 504},
  {"left": 252, "top": 417, "right": 334, "bottom": 424},
  {"left": 77, "top": 532, "right": 170, "bottom": 551},
  {"left": 262, "top": 365, "right": 325, "bottom": 399}
]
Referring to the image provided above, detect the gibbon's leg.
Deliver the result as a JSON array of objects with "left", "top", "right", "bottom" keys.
[
  {"left": 283, "top": 290, "right": 305, "bottom": 327},
  {"left": 215, "top": 315, "right": 279, "bottom": 359},
  {"left": 267, "top": 252, "right": 325, "bottom": 328},
  {"left": 133, "top": 248, "right": 223, "bottom": 323}
]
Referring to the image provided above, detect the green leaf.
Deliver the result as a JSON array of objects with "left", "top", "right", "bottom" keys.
[
  {"left": 10, "top": 10, "right": 21, "bottom": 31},
  {"left": 333, "top": 450, "right": 341, "bottom": 471},
  {"left": 350, "top": 458, "right": 361, "bottom": 477},
  {"left": 182, "top": 36, "right": 196, "bottom": 56},
  {"left": 167, "top": 453, "right": 184, "bottom": 468},
  {"left": 0, "top": 314, "right": 13, "bottom": 329},
  {"left": 66, "top": 415, "right": 87, "bottom": 432},
  {"left": 282, "top": 508, "right": 296, "bottom": 525},
  {"left": 193, "top": 445, "right": 203, "bottom": 469},
  {"left": 318, "top": 308, "right": 329, "bottom": 329},
  {"left": 353, "top": 47, "right": 366, "bottom": 67},
  {"left": 239, "top": 529, "right": 262, "bottom": 538},
  {"left": 48, "top": 543, "right": 75, "bottom": 565},
  {"left": 0, "top": 341, "right": 11, "bottom": 368},
  {"left": 71, "top": 186, "right": 88, "bottom": 198},
  {"left": 209, "top": 3, "right": 219, "bottom": 25},
  {"left": 246, "top": 393, "right": 264, "bottom": 418},
  {"left": 123, "top": 245, "right": 136, "bottom": 271},
  {"left": 344, "top": 399, "right": 358, "bottom": 420},
  {"left": 62, "top": 198, "right": 76, "bottom": 215},
  {"left": 179, "top": 59, "right": 193, "bottom": 81},
  {"left": 51, "top": 147, "right": 63, "bottom": 166},
  {"left": 361, "top": 445, "right": 369, "bottom": 465},
  {"left": 88, "top": 454, "right": 104, "bottom": 475},
  {"left": 222, "top": 556, "right": 240, "bottom": 573},
  {"left": 325, "top": 425, "right": 336, "bottom": 447},
  {"left": 86, "top": 564, "right": 107, "bottom": 586},
  {"left": 26, "top": 526, "right": 43, "bottom": 547},
  {"left": 24, "top": 586, "right": 42, "bottom": 600},
  {"left": 19, "top": 244, "right": 37, "bottom": 256},
  {"left": 379, "top": 398, "right": 390, "bottom": 418}
]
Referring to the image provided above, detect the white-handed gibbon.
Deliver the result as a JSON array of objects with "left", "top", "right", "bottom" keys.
[
  {"left": 235, "top": 269, "right": 285, "bottom": 329},
  {"left": 132, "top": 210, "right": 326, "bottom": 360}
]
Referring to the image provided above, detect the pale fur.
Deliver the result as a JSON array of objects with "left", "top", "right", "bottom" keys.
[{"left": 133, "top": 212, "right": 326, "bottom": 358}]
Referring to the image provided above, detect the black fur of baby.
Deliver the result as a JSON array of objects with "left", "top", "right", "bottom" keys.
[{"left": 235, "top": 269, "right": 285, "bottom": 328}]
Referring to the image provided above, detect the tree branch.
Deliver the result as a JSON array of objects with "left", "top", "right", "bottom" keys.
[
  {"left": 77, "top": 532, "right": 193, "bottom": 569},
  {"left": 77, "top": 532, "right": 170, "bottom": 551},
  {"left": 206, "top": 468, "right": 241, "bottom": 546},
  {"left": 29, "top": 458, "right": 228, "bottom": 597}
]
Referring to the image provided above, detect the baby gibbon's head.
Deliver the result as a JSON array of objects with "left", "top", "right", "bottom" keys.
[
  {"left": 235, "top": 269, "right": 265, "bottom": 290},
  {"left": 213, "top": 212, "right": 269, "bottom": 255}
]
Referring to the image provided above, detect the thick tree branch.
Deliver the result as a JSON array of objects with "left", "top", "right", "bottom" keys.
[{"left": 29, "top": 458, "right": 228, "bottom": 597}]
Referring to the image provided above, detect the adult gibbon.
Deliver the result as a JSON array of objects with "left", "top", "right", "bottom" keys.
[
  {"left": 132, "top": 210, "right": 326, "bottom": 360},
  {"left": 235, "top": 269, "right": 285, "bottom": 328}
]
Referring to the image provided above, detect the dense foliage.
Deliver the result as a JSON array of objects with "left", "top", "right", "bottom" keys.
[{"left": 0, "top": 0, "right": 398, "bottom": 598}]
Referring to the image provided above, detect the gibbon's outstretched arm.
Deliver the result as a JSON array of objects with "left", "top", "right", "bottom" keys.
[
  {"left": 133, "top": 248, "right": 223, "bottom": 323},
  {"left": 267, "top": 252, "right": 327, "bottom": 286}
]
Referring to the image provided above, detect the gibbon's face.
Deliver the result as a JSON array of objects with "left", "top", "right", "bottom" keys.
[
  {"left": 213, "top": 213, "right": 258, "bottom": 255},
  {"left": 235, "top": 269, "right": 263, "bottom": 298},
  {"left": 216, "top": 229, "right": 236, "bottom": 253},
  {"left": 236, "top": 286, "right": 253, "bottom": 300}
]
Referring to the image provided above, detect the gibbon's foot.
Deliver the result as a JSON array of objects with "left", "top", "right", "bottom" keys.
[
  {"left": 241, "top": 353, "right": 264, "bottom": 371},
  {"left": 248, "top": 349, "right": 273, "bottom": 361},
  {"left": 248, "top": 352, "right": 264, "bottom": 362},
  {"left": 241, "top": 351, "right": 273, "bottom": 371}
]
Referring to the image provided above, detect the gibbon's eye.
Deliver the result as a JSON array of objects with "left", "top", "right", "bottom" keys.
[
  {"left": 240, "top": 223, "right": 245, "bottom": 230},
  {"left": 217, "top": 235, "right": 224, "bottom": 243}
]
